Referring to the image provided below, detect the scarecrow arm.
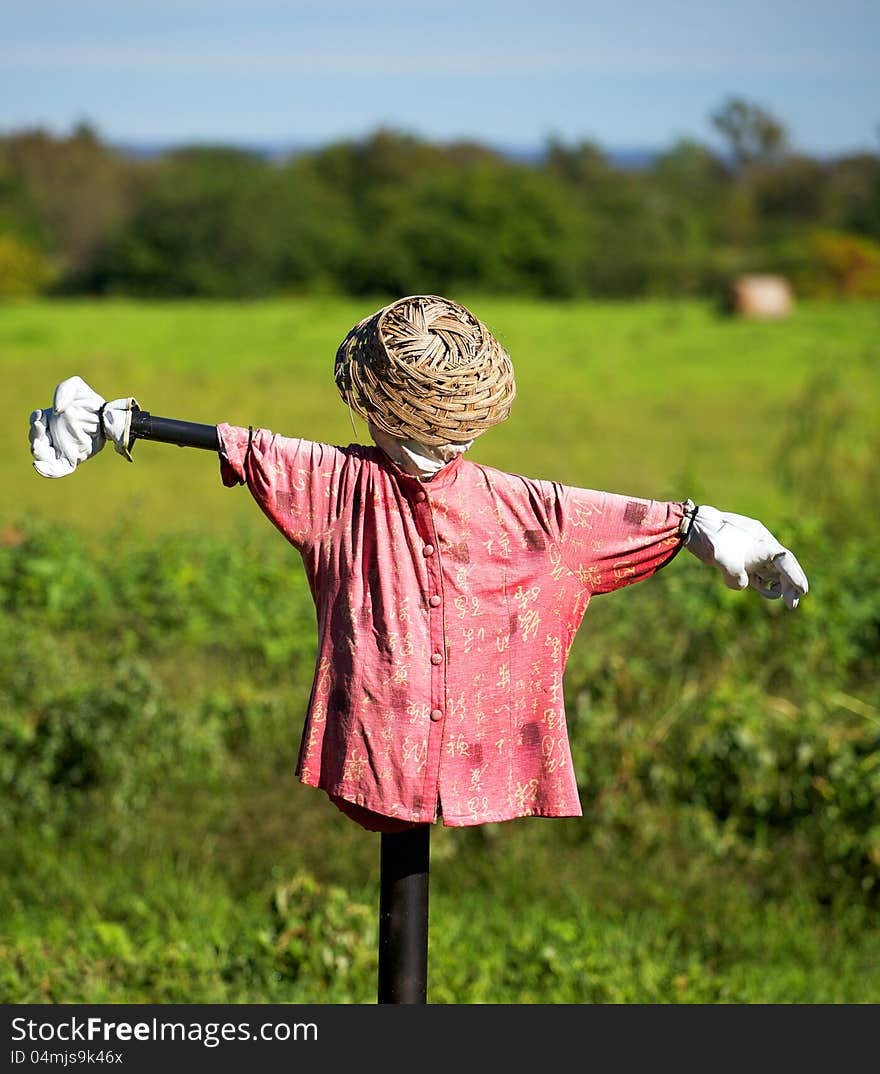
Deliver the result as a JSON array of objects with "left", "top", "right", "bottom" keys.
[
  {"left": 128, "top": 410, "right": 220, "bottom": 452},
  {"left": 681, "top": 501, "right": 809, "bottom": 610},
  {"left": 29, "top": 375, "right": 220, "bottom": 479}
]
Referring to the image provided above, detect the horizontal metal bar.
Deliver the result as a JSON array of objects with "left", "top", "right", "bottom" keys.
[{"left": 129, "top": 410, "right": 220, "bottom": 452}]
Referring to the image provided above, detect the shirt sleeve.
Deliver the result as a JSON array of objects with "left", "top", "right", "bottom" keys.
[
  {"left": 554, "top": 484, "right": 687, "bottom": 596},
  {"left": 216, "top": 423, "right": 345, "bottom": 552}
]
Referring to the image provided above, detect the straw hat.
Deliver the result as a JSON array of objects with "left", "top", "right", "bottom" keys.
[{"left": 334, "top": 295, "right": 516, "bottom": 446}]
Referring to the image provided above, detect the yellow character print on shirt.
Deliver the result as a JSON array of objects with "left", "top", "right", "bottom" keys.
[
  {"left": 514, "top": 778, "right": 540, "bottom": 811},
  {"left": 447, "top": 692, "right": 467, "bottom": 722},
  {"left": 402, "top": 736, "right": 427, "bottom": 774},
  {"left": 513, "top": 584, "right": 540, "bottom": 609},
  {"left": 467, "top": 795, "right": 490, "bottom": 821},
  {"left": 543, "top": 707, "right": 564, "bottom": 732},
  {"left": 406, "top": 700, "right": 431, "bottom": 725},
  {"left": 455, "top": 594, "right": 481, "bottom": 619},
  {"left": 343, "top": 750, "right": 368, "bottom": 783},
  {"left": 518, "top": 608, "right": 541, "bottom": 641},
  {"left": 545, "top": 633, "right": 563, "bottom": 662},
  {"left": 541, "top": 735, "right": 568, "bottom": 774},
  {"left": 445, "top": 733, "right": 471, "bottom": 758},
  {"left": 462, "top": 624, "right": 486, "bottom": 653},
  {"left": 569, "top": 499, "right": 605, "bottom": 529}
]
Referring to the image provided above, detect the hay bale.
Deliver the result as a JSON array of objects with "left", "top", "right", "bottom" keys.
[{"left": 729, "top": 274, "right": 794, "bottom": 318}]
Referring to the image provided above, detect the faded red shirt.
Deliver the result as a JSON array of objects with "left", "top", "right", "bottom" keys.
[{"left": 218, "top": 425, "right": 686, "bottom": 829}]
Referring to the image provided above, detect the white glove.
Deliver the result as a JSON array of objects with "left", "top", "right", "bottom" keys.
[
  {"left": 683, "top": 503, "right": 809, "bottom": 610},
  {"left": 29, "top": 376, "right": 138, "bottom": 479}
]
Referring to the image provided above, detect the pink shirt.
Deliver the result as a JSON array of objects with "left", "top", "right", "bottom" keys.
[{"left": 218, "top": 424, "right": 686, "bottom": 828}]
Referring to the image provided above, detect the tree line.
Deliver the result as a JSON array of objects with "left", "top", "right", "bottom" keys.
[{"left": 1, "top": 97, "right": 879, "bottom": 300}]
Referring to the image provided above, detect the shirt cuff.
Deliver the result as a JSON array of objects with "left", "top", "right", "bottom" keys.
[{"left": 216, "top": 423, "right": 251, "bottom": 487}]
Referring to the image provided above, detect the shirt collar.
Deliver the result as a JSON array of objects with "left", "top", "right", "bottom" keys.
[{"left": 371, "top": 444, "right": 465, "bottom": 493}]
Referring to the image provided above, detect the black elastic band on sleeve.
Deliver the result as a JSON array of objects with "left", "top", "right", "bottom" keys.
[{"left": 679, "top": 499, "right": 698, "bottom": 541}]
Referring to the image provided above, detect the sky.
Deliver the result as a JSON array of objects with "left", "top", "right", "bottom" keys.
[{"left": 2, "top": 0, "right": 879, "bottom": 156}]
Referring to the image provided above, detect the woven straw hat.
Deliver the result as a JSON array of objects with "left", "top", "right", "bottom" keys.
[{"left": 334, "top": 295, "right": 516, "bottom": 446}]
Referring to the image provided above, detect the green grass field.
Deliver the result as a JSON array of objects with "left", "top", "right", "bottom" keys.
[
  {"left": 3, "top": 296, "right": 880, "bottom": 1004},
  {"left": 5, "top": 296, "right": 878, "bottom": 537}
]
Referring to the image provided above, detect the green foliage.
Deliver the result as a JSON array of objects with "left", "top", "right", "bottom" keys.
[
  {"left": 710, "top": 96, "right": 788, "bottom": 168},
  {"left": 100, "top": 148, "right": 356, "bottom": 298},
  {"left": 0, "top": 124, "right": 139, "bottom": 288},
  {"left": 0, "top": 234, "right": 54, "bottom": 296},
  {"left": 2, "top": 514, "right": 877, "bottom": 903},
  {"left": 338, "top": 158, "right": 590, "bottom": 298},
  {"left": 261, "top": 874, "right": 376, "bottom": 999},
  {"left": 775, "top": 362, "right": 880, "bottom": 531},
  {"left": 808, "top": 230, "right": 880, "bottom": 297},
  {"left": 1, "top": 104, "right": 878, "bottom": 299},
  {"left": 101, "top": 148, "right": 286, "bottom": 297},
  {"left": 0, "top": 521, "right": 319, "bottom": 842},
  {"left": 3, "top": 813, "right": 879, "bottom": 1003},
  {"left": 565, "top": 525, "right": 880, "bottom": 900}
]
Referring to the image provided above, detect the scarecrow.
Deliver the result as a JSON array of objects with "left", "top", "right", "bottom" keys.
[{"left": 29, "top": 294, "right": 808, "bottom": 836}]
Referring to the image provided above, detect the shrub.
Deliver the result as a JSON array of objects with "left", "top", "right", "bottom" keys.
[{"left": 0, "top": 234, "right": 53, "bottom": 296}]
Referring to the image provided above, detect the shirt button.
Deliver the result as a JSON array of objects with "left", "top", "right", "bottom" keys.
[
  {"left": 429, "top": 594, "right": 441, "bottom": 607},
  {"left": 431, "top": 652, "right": 443, "bottom": 665},
  {"left": 430, "top": 708, "right": 444, "bottom": 722},
  {"left": 423, "top": 544, "right": 435, "bottom": 556},
  {"left": 415, "top": 491, "right": 427, "bottom": 502}
]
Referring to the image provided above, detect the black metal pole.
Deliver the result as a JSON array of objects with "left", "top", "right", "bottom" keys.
[
  {"left": 129, "top": 409, "right": 220, "bottom": 452},
  {"left": 378, "top": 825, "right": 430, "bottom": 1004}
]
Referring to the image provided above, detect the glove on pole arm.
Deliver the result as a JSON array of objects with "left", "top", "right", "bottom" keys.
[
  {"left": 30, "top": 378, "right": 220, "bottom": 477},
  {"left": 128, "top": 408, "right": 220, "bottom": 452}
]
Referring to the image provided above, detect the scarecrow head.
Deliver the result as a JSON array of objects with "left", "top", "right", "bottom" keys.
[{"left": 334, "top": 295, "right": 516, "bottom": 472}]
